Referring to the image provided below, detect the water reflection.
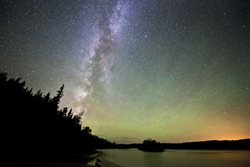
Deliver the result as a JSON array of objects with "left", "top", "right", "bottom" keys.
[
  {"left": 143, "top": 152, "right": 163, "bottom": 167},
  {"left": 88, "top": 149, "right": 250, "bottom": 167}
]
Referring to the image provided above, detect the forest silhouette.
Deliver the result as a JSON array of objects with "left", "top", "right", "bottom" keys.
[{"left": 0, "top": 71, "right": 113, "bottom": 162}]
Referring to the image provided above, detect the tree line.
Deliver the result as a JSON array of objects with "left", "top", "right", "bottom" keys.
[{"left": 0, "top": 71, "right": 113, "bottom": 158}]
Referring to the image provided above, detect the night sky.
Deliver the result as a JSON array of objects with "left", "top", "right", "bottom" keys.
[{"left": 1, "top": 0, "right": 250, "bottom": 144}]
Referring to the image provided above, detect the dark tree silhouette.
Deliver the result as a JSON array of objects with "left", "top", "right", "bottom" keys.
[
  {"left": 83, "top": 126, "right": 92, "bottom": 134},
  {"left": 0, "top": 71, "right": 114, "bottom": 161},
  {"left": 143, "top": 138, "right": 159, "bottom": 145},
  {"left": 138, "top": 138, "right": 164, "bottom": 152}
]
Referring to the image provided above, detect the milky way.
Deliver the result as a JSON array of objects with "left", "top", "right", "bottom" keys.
[
  {"left": 1, "top": 0, "right": 250, "bottom": 143},
  {"left": 73, "top": 0, "right": 129, "bottom": 115}
]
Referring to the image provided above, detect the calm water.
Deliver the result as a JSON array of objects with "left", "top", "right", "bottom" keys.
[{"left": 88, "top": 149, "right": 250, "bottom": 167}]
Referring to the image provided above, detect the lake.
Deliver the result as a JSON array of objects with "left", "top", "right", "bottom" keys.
[{"left": 88, "top": 149, "right": 250, "bottom": 167}]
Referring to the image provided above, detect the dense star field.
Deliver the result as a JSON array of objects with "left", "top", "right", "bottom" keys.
[{"left": 1, "top": 0, "right": 250, "bottom": 144}]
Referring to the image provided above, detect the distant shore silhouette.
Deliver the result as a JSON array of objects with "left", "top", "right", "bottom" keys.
[{"left": 116, "top": 138, "right": 250, "bottom": 150}]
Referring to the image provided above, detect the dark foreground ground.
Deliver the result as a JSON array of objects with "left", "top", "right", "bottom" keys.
[
  {"left": 0, "top": 151, "right": 100, "bottom": 167},
  {"left": 0, "top": 161, "right": 95, "bottom": 167}
]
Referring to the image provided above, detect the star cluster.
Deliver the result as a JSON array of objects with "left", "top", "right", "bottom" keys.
[{"left": 1, "top": 0, "right": 250, "bottom": 144}]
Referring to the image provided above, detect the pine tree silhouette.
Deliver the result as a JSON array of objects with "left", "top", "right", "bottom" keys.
[{"left": 0, "top": 71, "right": 114, "bottom": 161}]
